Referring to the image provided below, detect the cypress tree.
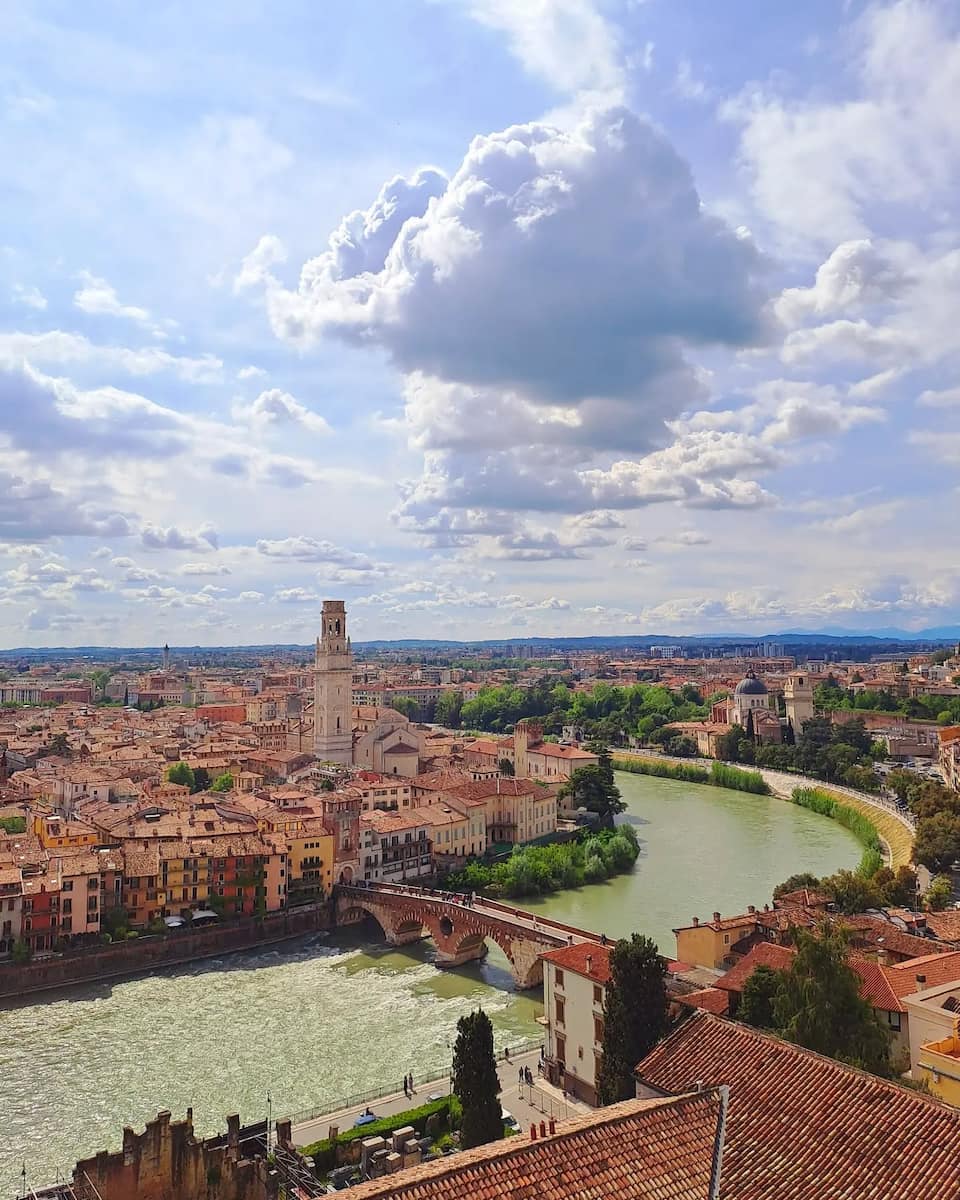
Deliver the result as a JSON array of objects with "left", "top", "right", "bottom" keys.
[
  {"left": 452, "top": 1010, "right": 502, "bottom": 1148},
  {"left": 597, "top": 933, "right": 668, "bottom": 1103}
]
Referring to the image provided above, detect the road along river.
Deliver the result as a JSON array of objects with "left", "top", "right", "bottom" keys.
[{"left": 0, "top": 771, "right": 860, "bottom": 1191}]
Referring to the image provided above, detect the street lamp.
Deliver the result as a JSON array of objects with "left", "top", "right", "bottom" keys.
[{"left": 266, "top": 1092, "right": 272, "bottom": 1155}]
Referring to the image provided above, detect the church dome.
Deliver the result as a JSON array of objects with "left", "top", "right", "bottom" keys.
[{"left": 734, "top": 671, "right": 768, "bottom": 696}]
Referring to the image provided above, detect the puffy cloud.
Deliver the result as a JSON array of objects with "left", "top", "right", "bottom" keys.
[
  {"left": 458, "top": 0, "right": 626, "bottom": 107},
  {"left": 261, "top": 108, "right": 768, "bottom": 405},
  {"left": 11, "top": 283, "right": 47, "bottom": 310},
  {"left": 178, "top": 562, "right": 232, "bottom": 577},
  {"left": 232, "top": 388, "right": 331, "bottom": 435},
  {"left": 724, "top": 0, "right": 960, "bottom": 247},
  {"left": 275, "top": 586, "right": 320, "bottom": 603},
  {"left": 780, "top": 319, "right": 911, "bottom": 368},
  {"left": 919, "top": 386, "right": 960, "bottom": 408},
  {"left": 237, "top": 365, "right": 267, "bottom": 380},
  {"left": 0, "top": 468, "right": 132, "bottom": 542},
  {"left": 567, "top": 510, "right": 624, "bottom": 531},
  {"left": 73, "top": 272, "right": 151, "bottom": 325},
  {"left": 775, "top": 240, "right": 905, "bottom": 326},
  {"left": 140, "top": 524, "right": 219, "bottom": 552},
  {"left": 256, "top": 537, "right": 373, "bottom": 568},
  {"left": 234, "top": 234, "right": 287, "bottom": 292},
  {"left": 0, "top": 330, "right": 222, "bottom": 383}
]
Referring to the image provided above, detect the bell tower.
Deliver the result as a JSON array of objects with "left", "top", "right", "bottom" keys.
[
  {"left": 313, "top": 600, "right": 353, "bottom": 764},
  {"left": 784, "top": 671, "right": 815, "bottom": 735}
]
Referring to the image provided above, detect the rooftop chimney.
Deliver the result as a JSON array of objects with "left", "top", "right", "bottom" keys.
[
  {"left": 748, "top": 905, "right": 756, "bottom": 915},
  {"left": 585, "top": 954, "right": 593, "bottom": 974},
  {"left": 692, "top": 916, "right": 699, "bottom": 927},
  {"left": 713, "top": 911, "right": 721, "bottom": 925}
]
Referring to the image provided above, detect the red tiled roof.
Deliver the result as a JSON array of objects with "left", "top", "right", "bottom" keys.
[
  {"left": 922, "top": 910, "right": 960, "bottom": 943},
  {"left": 677, "top": 987, "right": 730, "bottom": 1016},
  {"left": 540, "top": 941, "right": 612, "bottom": 984},
  {"left": 714, "top": 942, "right": 794, "bottom": 993},
  {"left": 637, "top": 1010, "right": 960, "bottom": 1200},
  {"left": 347, "top": 1090, "right": 724, "bottom": 1200}
]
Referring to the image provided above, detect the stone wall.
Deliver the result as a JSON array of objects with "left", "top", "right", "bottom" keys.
[
  {"left": 0, "top": 903, "right": 332, "bottom": 999},
  {"left": 75, "top": 1110, "right": 275, "bottom": 1200}
]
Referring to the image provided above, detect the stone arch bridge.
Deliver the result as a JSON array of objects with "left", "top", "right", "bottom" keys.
[{"left": 336, "top": 881, "right": 603, "bottom": 989}]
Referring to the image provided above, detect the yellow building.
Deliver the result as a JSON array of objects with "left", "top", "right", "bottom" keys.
[
  {"left": 673, "top": 911, "right": 762, "bottom": 970},
  {"left": 917, "top": 1031, "right": 960, "bottom": 1105},
  {"left": 32, "top": 812, "right": 98, "bottom": 850},
  {"left": 286, "top": 817, "right": 335, "bottom": 904}
]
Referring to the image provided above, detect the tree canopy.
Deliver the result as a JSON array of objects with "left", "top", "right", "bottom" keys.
[
  {"left": 737, "top": 964, "right": 782, "bottom": 1029},
  {"left": 452, "top": 1010, "right": 502, "bottom": 1149},
  {"left": 773, "top": 926, "right": 891, "bottom": 1076},
  {"left": 166, "top": 761, "right": 196, "bottom": 790},
  {"left": 558, "top": 746, "right": 624, "bottom": 826},
  {"left": 210, "top": 772, "right": 235, "bottom": 793},
  {"left": 597, "top": 933, "right": 668, "bottom": 1103}
]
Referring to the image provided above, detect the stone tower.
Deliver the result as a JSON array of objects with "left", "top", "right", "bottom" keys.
[
  {"left": 314, "top": 600, "right": 353, "bottom": 764},
  {"left": 784, "top": 670, "right": 815, "bottom": 734}
]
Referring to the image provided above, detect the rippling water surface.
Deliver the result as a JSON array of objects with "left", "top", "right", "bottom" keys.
[{"left": 0, "top": 772, "right": 860, "bottom": 1191}]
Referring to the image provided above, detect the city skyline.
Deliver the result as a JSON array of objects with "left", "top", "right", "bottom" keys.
[{"left": 2, "top": 0, "right": 959, "bottom": 646}]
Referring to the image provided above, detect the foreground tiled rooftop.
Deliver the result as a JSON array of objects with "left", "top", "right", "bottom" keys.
[
  {"left": 346, "top": 1090, "right": 724, "bottom": 1200},
  {"left": 637, "top": 1010, "right": 960, "bottom": 1199}
]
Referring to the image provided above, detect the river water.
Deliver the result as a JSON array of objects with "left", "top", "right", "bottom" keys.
[{"left": 0, "top": 773, "right": 860, "bottom": 1191}]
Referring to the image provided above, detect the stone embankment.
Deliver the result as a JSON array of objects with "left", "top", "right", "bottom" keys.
[{"left": 0, "top": 902, "right": 332, "bottom": 1000}]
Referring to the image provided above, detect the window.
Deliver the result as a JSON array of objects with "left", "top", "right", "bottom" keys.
[
  {"left": 63, "top": 880, "right": 73, "bottom": 893},
  {"left": 593, "top": 985, "right": 602, "bottom": 1005},
  {"left": 723, "top": 933, "right": 730, "bottom": 945},
  {"left": 555, "top": 1034, "right": 565, "bottom": 1066},
  {"left": 555, "top": 997, "right": 565, "bottom": 1025},
  {"left": 555, "top": 968, "right": 564, "bottom": 988},
  {"left": 887, "top": 1011, "right": 902, "bottom": 1031},
  {"left": 594, "top": 1016, "right": 604, "bottom": 1044}
]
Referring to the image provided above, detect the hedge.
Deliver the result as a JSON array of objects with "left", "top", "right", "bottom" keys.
[
  {"left": 612, "top": 757, "right": 770, "bottom": 795},
  {"left": 789, "top": 787, "right": 884, "bottom": 873},
  {"left": 304, "top": 1096, "right": 455, "bottom": 1172}
]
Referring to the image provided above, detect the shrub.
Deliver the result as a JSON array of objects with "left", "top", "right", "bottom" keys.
[
  {"left": 613, "top": 758, "right": 710, "bottom": 784},
  {"left": 304, "top": 1097, "right": 454, "bottom": 1173},
  {"left": 710, "top": 762, "right": 771, "bottom": 794}
]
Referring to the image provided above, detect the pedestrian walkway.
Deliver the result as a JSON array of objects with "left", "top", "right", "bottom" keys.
[{"left": 291, "top": 1046, "right": 588, "bottom": 1149}]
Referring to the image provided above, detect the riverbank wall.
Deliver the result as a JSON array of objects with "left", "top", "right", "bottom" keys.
[{"left": 0, "top": 902, "right": 333, "bottom": 1000}]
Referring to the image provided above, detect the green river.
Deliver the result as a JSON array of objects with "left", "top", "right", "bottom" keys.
[{"left": 0, "top": 772, "right": 861, "bottom": 1191}]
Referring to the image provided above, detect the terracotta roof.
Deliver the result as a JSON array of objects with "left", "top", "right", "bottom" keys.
[
  {"left": 637, "top": 1010, "right": 960, "bottom": 1200},
  {"left": 540, "top": 941, "right": 612, "bottom": 984},
  {"left": 677, "top": 987, "right": 730, "bottom": 1016},
  {"left": 714, "top": 943, "right": 794, "bottom": 993},
  {"left": 923, "top": 910, "right": 960, "bottom": 943},
  {"left": 382, "top": 742, "right": 419, "bottom": 755},
  {"left": 346, "top": 1090, "right": 724, "bottom": 1200}
]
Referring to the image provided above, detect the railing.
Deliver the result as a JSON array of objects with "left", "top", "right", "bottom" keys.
[
  {"left": 283, "top": 1038, "right": 544, "bottom": 1130},
  {"left": 339, "top": 881, "right": 602, "bottom": 944}
]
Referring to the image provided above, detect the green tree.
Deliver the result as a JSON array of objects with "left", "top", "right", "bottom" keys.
[
  {"left": 773, "top": 871, "right": 821, "bottom": 899},
  {"left": 914, "top": 812, "right": 960, "bottom": 873},
  {"left": 924, "top": 874, "right": 954, "bottom": 911},
  {"left": 737, "top": 964, "right": 782, "bottom": 1028},
  {"left": 434, "top": 690, "right": 464, "bottom": 728},
  {"left": 46, "top": 733, "right": 70, "bottom": 757},
  {"left": 166, "top": 761, "right": 196, "bottom": 790},
  {"left": 773, "top": 926, "right": 891, "bottom": 1075},
  {"left": 452, "top": 1010, "right": 502, "bottom": 1149},
  {"left": 193, "top": 767, "right": 211, "bottom": 792},
  {"left": 819, "top": 869, "right": 880, "bottom": 915},
  {"left": 88, "top": 668, "right": 111, "bottom": 698},
  {"left": 558, "top": 764, "right": 624, "bottom": 827},
  {"left": 0, "top": 815, "right": 26, "bottom": 834},
  {"left": 498, "top": 757, "right": 515, "bottom": 777},
  {"left": 597, "top": 934, "right": 668, "bottom": 1103},
  {"left": 11, "top": 938, "right": 31, "bottom": 965},
  {"left": 210, "top": 772, "right": 234, "bottom": 793},
  {"left": 391, "top": 694, "right": 420, "bottom": 720},
  {"left": 715, "top": 725, "right": 747, "bottom": 762}
]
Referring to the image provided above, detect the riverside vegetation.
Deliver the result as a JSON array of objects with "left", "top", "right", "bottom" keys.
[
  {"left": 445, "top": 824, "right": 640, "bottom": 899},
  {"left": 612, "top": 756, "right": 771, "bottom": 794}
]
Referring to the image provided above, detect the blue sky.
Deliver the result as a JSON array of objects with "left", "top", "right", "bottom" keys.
[{"left": 1, "top": 0, "right": 958, "bottom": 645}]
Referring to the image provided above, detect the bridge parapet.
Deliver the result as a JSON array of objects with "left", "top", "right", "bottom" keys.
[{"left": 335, "top": 882, "right": 601, "bottom": 989}]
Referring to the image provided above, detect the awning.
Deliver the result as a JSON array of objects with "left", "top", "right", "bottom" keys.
[
  {"left": 164, "top": 916, "right": 184, "bottom": 928},
  {"left": 191, "top": 909, "right": 219, "bottom": 920}
]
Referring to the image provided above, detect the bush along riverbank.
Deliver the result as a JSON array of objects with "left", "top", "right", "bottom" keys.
[
  {"left": 789, "top": 787, "right": 884, "bottom": 876},
  {"left": 444, "top": 824, "right": 640, "bottom": 899},
  {"left": 613, "top": 756, "right": 771, "bottom": 795}
]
